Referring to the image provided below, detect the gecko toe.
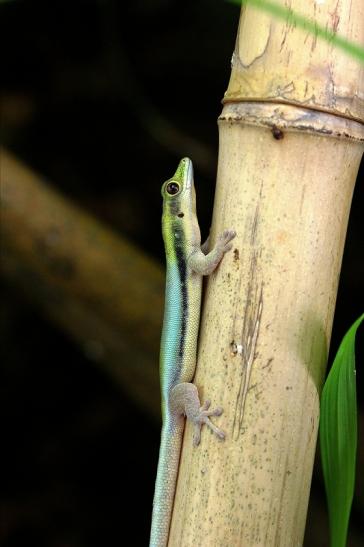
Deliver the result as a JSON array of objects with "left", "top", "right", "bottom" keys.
[
  {"left": 211, "top": 406, "right": 223, "bottom": 416},
  {"left": 217, "top": 430, "right": 226, "bottom": 440},
  {"left": 193, "top": 426, "right": 202, "bottom": 446},
  {"left": 201, "top": 399, "right": 211, "bottom": 411}
]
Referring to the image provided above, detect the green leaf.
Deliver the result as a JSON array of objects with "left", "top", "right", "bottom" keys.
[{"left": 320, "top": 314, "right": 363, "bottom": 547}]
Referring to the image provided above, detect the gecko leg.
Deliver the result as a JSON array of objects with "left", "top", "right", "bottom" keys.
[
  {"left": 201, "top": 234, "right": 210, "bottom": 254},
  {"left": 189, "top": 229, "right": 236, "bottom": 275},
  {"left": 169, "top": 382, "right": 225, "bottom": 447}
]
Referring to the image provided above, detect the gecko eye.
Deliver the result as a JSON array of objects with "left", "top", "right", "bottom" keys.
[{"left": 166, "top": 182, "right": 180, "bottom": 195}]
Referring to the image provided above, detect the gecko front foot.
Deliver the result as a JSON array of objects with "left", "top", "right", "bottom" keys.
[{"left": 217, "top": 229, "right": 237, "bottom": 254}]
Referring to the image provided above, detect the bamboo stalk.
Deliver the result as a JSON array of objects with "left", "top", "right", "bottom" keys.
[
  {"left": 0, "top": 148, "right": 162, "bottom": 418},
  {"left": 169, "top": 1, "right": 363, "bottom": 545}
]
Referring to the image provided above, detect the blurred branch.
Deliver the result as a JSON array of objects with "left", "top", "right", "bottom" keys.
[{"left": 0, "top": 148, "right": 163, "bottom": 419}]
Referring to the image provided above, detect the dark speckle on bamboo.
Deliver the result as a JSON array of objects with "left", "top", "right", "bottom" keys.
[{"left": 271, "top": 125, "right": 284, "bottom": 139}]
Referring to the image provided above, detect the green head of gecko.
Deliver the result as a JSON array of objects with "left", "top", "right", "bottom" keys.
[{"left": 161, "top": 157, "right": 194, "bottom": 200}]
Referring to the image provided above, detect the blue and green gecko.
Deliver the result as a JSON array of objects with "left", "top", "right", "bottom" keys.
[{"left": 150, "top": 158, "right": 236, "bottom": 547}]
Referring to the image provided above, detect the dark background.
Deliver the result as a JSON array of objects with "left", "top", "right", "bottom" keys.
[{"left": 0, "top": 1, "right": 363, "bottom": 545}]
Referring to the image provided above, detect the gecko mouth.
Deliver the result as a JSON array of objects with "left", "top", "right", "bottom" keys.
[{"left": 185, "top": 158, "right": 193, "bottom": 189}]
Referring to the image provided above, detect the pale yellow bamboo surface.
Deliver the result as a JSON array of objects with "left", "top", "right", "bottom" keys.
[{"left": 169, "top": 0, "right": 364, "bottom": 545}]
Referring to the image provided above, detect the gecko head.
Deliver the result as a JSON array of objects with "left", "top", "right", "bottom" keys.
[{"left": 161, "top": 157, "right": 196, "bottom": 218}]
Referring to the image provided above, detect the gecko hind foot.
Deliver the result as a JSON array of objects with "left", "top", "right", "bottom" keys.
[
  {"left": 192, "top": 403, "right": 225, "bottom": 447},
  {"left": 169, "top": 383, "right": 225, "bottom": 447}
]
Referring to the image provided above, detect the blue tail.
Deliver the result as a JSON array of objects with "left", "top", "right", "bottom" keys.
[{"left": 150, "top": 417, "right": 184, "bottom": 547}]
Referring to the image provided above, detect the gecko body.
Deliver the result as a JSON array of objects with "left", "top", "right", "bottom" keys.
[{"left": 150, "top": 158, "right": 235, "bottom": 547}]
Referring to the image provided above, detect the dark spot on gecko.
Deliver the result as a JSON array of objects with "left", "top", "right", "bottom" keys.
[
  {"left": 233, "top": 248, "right": 239, "bottom": 261},
  {"left": 272, "top": 125, "right": 284, "bottom": 140},
  {"left": 177, "top": 212, "right": 184, "bottom": 218}
]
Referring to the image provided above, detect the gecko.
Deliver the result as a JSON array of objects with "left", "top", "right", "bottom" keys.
[{"left": 150, "top": 157, "right": 236, "bottom": 547}]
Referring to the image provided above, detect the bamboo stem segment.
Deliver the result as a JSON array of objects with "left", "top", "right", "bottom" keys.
[
  {"left": 224, "top": 0, "right": 363, "bottom": 121},
  {"left": 169, "top": 1, "right": 363, "bottom": 545}
]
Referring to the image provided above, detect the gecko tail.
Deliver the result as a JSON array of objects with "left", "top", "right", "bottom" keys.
[{"left": 150, "top": 417, "right": 184, "bottom": 547}]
